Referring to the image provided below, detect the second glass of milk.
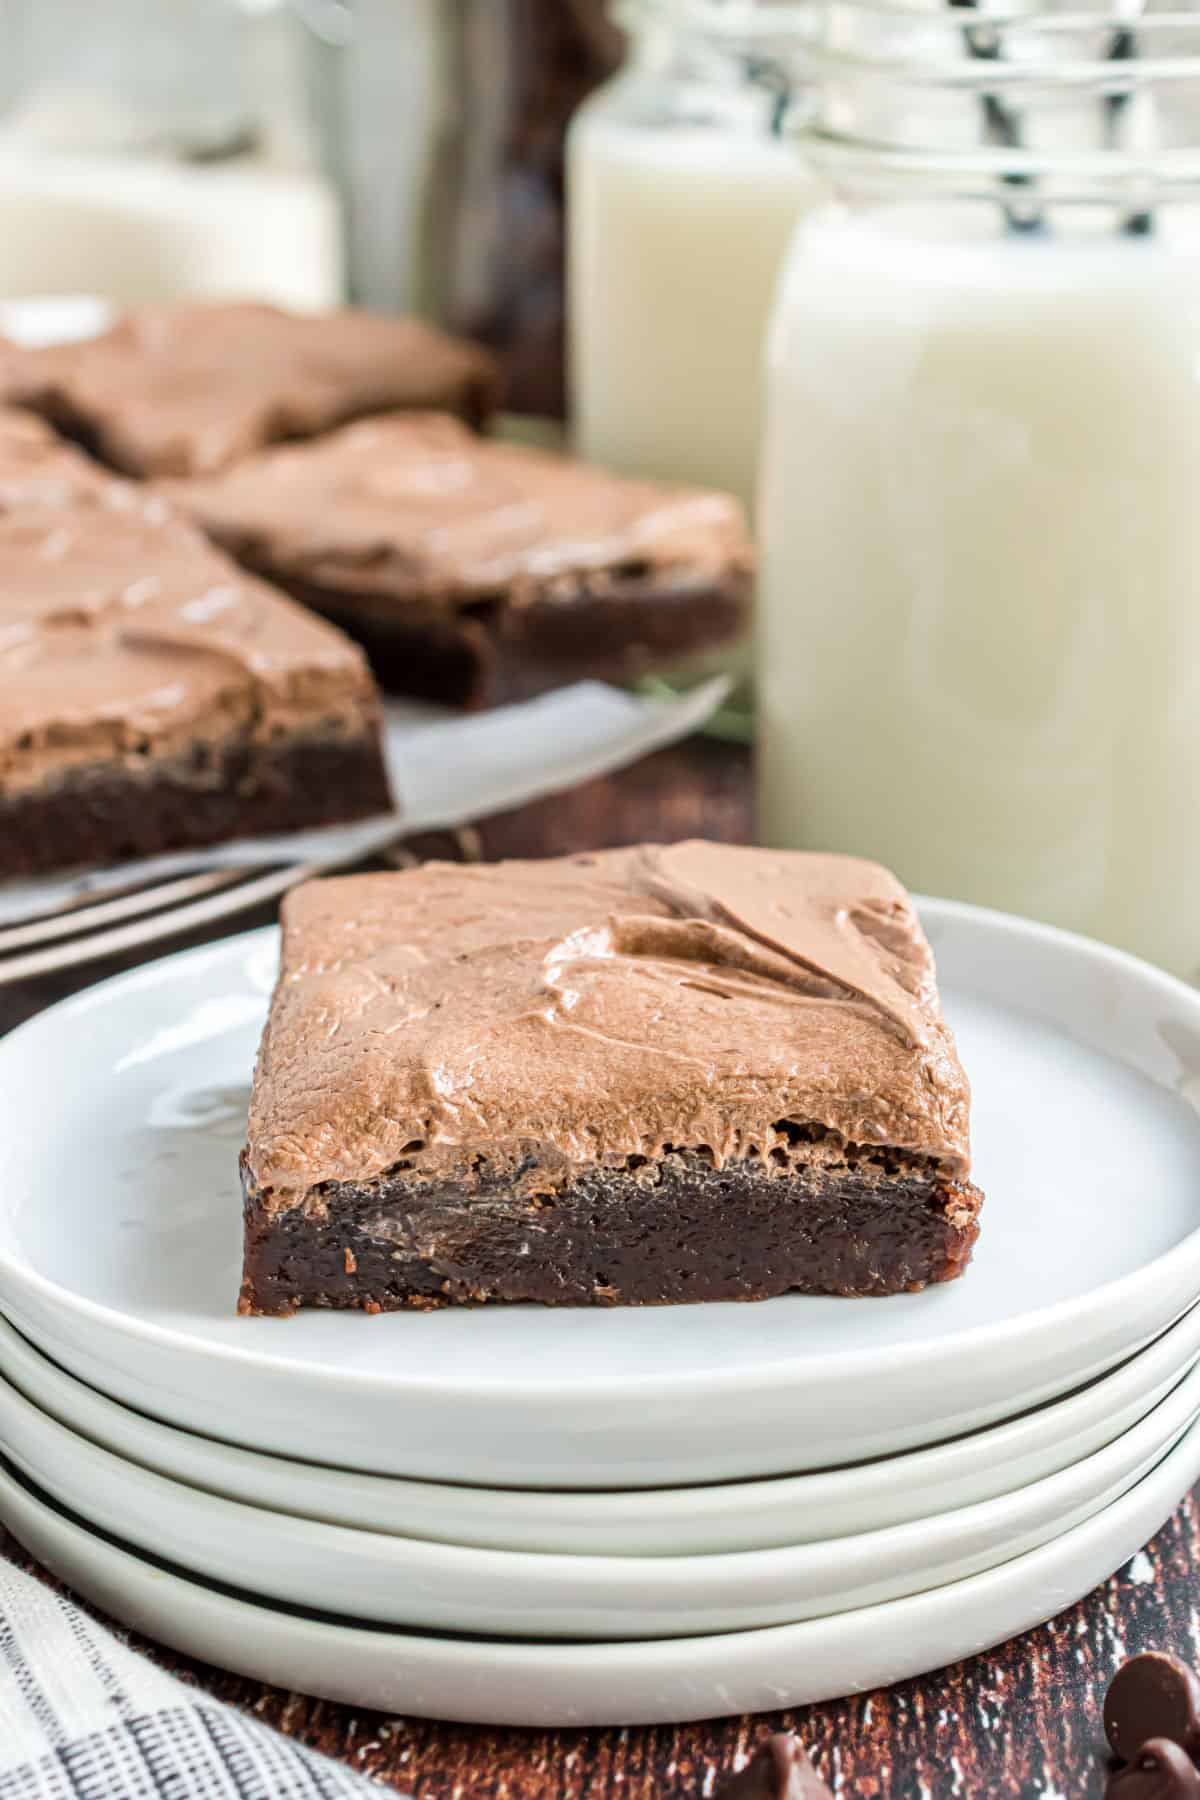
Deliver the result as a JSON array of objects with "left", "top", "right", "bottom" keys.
[
  {"left": 758, "top": 9, "right": 1200, "bottom": 977},
  {"left": 568, "top": 0, "right": 819, "bottom": 510}
]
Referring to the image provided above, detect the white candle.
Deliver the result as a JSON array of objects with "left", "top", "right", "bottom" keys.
[{"left": 758, "top": 199, "right": 1200, "bottom": 976}]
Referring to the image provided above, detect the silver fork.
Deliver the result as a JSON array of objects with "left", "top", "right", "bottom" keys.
[{"left": 0, "top": 825, "right": 485, "bottom": 984}]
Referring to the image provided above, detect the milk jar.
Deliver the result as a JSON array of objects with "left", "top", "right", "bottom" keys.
[
  {"left": 758, "top": 7, "right": 1200, "bottom": 977},
  {"left": 0, "top": 0, "right": 341, "bottom": 308},
  {"left": 568, "top": 1, "right": 819, "bottom": 509}
]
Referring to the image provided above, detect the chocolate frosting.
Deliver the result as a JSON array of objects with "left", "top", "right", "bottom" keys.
[
  {"left": 0, "top": 303, "right": 500, "bottom": 477},
  {"left": 159, "top": 413, "right": 753, "bottom": 608},
  {"left": 0, "top": 495, "right": 379, "bottom": 793},
  {"left": 0, "top": 407, "right": 122, "bottom": 510},
  {"left": 246, "top": 843, "right": 972, "bottom": 1206}
]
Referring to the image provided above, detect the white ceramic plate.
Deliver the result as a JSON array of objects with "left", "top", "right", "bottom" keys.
[
  {"left": 4, "top": 1419, "right": 1199, "bottom": 1726},
  {"left": 4, "top": 1358, "right": 1197, "bottom": 1640},
  {"left": 5, "top": 1302, "right": 1200, "bottom": 1556},
  {"left": 2, "top": 902, "right": 1200, "bottom": 1489}
]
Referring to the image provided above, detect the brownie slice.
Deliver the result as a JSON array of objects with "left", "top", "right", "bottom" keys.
[
  {"left": 239, "top": 842, "right": 983, "bottom": 1315},
  {"left": 0, "top": 301, "right": 500, "bottom": 477},
  {"left": 161, "top": 413, "right": 754, "bottom": 708},
  {"left": 0, "top": 494, "right": 393, "bottom": 878}
]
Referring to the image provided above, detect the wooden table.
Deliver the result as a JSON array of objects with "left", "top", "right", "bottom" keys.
[{"left": 0, "top": 734, "right": 1185, "bottom": 1798}]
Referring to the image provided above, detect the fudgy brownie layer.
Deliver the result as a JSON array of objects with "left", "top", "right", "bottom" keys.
[
  {"left": 239, "top": 1150, "right": 983, "bottom": 1316},
  {"left": 269, "top": 573, "right": 749, "bottom": 708},
  {"left": 0, "top": 731, "right": 391, "bottom": 879}
]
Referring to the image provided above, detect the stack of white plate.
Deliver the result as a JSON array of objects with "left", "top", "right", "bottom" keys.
[{"left": 2, "top": 899, "right": 1200, "bottom": 1727}]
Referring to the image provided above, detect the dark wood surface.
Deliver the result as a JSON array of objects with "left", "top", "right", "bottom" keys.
[{"left": 0, "top": 734, "right": 1187, "bottom": 1797}]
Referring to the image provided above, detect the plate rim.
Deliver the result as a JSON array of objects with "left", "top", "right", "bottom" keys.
[
  {"left": 2, "top": 1417, "right": 1199, "bottom": 1725},
  {"left": 6, "top": 1349, "right": 1198, "bottom": 1587},
  {"left": 3, "top": 1299, "right": 1199, "bottom": 1510},
  {"left": 2, "top": 897, "right": 1200, "bottom": 1402}
]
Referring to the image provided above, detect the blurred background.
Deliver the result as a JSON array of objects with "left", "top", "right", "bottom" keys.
[
  {"left": 2, "top": 0, "right": 1197, "bottom": 977},
  {"left": 0, "top": 0, "right": 619, "bottom": 417}
]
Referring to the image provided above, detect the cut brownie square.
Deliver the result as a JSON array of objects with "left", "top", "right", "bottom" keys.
[
  {"left": 0, "top": 494, "right": 393, "bottom": 878},
  {"left": 0, "top": 302, "right": 500, "bottom": 477},
  {"left": 239, "top": 842, "right": 982, "bottom": 1315},
  {"left": 161, "top": 413, "right": 754, "bottom": 708}
]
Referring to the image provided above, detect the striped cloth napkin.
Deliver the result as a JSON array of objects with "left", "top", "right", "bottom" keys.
[{"left": 0, "top": 1554, "right": 380, "bottom": 1799}]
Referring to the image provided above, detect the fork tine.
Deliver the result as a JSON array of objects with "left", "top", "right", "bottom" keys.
[
  {"left": 0, "top": 868, "right": 248, "bottom": 952},
  {"left": 0, "top": 844, "right": 401, "bottom": 984},
  {"left": 0, "top": 864, "right": 311, "bottom": 984}
]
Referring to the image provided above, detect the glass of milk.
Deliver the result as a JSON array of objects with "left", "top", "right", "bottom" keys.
[
  {"left": 567, "top": 0, "right": 820, "bottom": 511},
  {"left": 758, "top": 6, "right": 1200, "bottom": 977}
]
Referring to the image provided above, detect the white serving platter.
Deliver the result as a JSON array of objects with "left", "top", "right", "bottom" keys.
[{"left": 2, "top": 901, "right": 1200, "bottom": 1488}]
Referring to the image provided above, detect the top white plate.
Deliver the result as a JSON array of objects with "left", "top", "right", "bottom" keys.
[{"left": 2, "top": 900, "right": 1200, "bottom": 1489}]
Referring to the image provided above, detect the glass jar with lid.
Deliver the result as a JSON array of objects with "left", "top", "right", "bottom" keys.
[
  {"left": 758, "top": 3, "right": 1200, "bottom": 976},
  {"left": 567, "top": 0, "right": 819, "bottom": 508}
]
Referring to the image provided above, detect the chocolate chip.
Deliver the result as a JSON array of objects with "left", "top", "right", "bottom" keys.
[
  {"left": 1106, "top": 1739, "right": 1200, "bottom": 1797},
  {"left": 1105, "top": 1654, "right": 1200, "bottom": 1762},
  {"left": 714, "top": 1735, "right": 834, "bottom": 1800}
]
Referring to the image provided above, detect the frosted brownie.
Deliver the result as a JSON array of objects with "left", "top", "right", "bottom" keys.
[
  {"left": 0, "top": 496, "right": 392, "bottom": 877},
  {"left": 0, "top": 301, "right": 500, "bottom": 477},
  {"left": 162, "top": 413, "right": 753, "bottom": 707},
  {"left": 239, "top": 842, "right": 983, "bottom": 1315}
]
